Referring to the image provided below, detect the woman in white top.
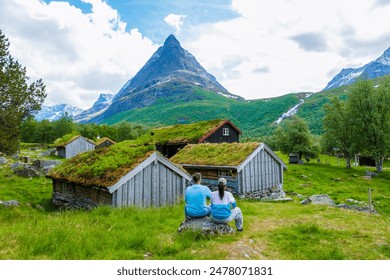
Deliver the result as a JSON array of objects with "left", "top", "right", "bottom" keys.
[{"left": 210, "top": 177, "right": 243, "bottom": 231}]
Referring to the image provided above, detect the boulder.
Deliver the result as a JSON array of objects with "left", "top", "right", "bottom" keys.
[
  {"left": 10, "top": 162, "right": 26, "bottom": 170},
  {"left": 178, "top": 216, "right": 234, "bottom": 235},
  {"left": 0, "top": 156, "right": 8, "bottom": 165},
  {"left": 32, "top": 159, "right": 62, "bottom": 169},
  {"left": 300, "top": 194, "right": 335, "bottom": 206},
  {"left": 0, "top": 200, "right": 20, "bottom": 207},
  {"left": 42, "top": 164, "right": 56, "bottom": 175},
  {"left": 13, "top": 165, "right": 40, "bottom": 178}
]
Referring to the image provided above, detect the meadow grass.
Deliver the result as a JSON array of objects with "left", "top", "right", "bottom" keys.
[{"left": 0, "top": 150, "right": 389, "bottom": 260}]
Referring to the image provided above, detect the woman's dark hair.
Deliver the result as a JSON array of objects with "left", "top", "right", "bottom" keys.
[{"left": 218, "top": 181, "right": 225, "bottom": 200}]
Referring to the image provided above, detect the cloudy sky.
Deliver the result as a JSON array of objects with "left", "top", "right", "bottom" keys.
[{"left": 1, "top": 0, "right": 390, "bottom": 109}]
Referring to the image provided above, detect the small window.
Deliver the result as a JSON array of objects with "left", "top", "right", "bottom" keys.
[
  {"left": 218, "top": 169, "right": 233, "bottom": 177},
  {"left": 223, "top": 128, "right": 229, "bottom": 136}
]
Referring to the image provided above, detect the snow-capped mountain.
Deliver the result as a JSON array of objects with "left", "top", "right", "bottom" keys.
[
  {"left": 88, "top": 34, "right": 242, "bottom": 123},
  {"left": 324, "top": 47, "right": 390, "bottom": 90},
  {"left": 73, "top": 93, "right": 114, "bottom": 123},
  {"left": 34, "top": 104, "right": 83, "bottom": 121}
]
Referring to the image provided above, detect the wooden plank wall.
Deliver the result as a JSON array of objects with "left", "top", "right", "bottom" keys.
[
  {"left": 112, "top": 161, "right": 186, "bottom": 208},
  {"left": 65, "top": 138, "right": 95, "bottom": 159},
  {"left": 239, "top": 149, "right": 282, "bottom": 193}
]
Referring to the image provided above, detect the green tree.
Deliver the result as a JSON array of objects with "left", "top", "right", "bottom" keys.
[
  {"left": 323, "top": 97, "right": 355, "bottom": 168},
  {"left": 0, "top": 30, "right": 46, "bottom": 154},
  {"left": 274, "top": 116, "right": 318, "bottom": 161},
  {"left": 348, "top": 79, "right": 390, "bottom": 172}
]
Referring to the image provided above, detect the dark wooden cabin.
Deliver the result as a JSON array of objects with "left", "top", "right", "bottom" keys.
[
  {"left": 136, "top": 119, "right": 241, "bottom": 158},
  {"left": 95, "top": 137, "right": 116, "bottom": 149}
]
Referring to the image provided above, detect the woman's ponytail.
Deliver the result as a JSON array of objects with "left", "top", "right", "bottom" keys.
[{"left": 218, "top": 181, "right": 225, "bottom": 200}]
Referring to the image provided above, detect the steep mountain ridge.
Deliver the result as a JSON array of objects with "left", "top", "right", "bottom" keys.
[
  {"left": 89, "top": 34, "right": 242, "bottom": 123},
  {"left": 324, "top": 47, "right": 390, "bottom": 90},
  {"left": 73, "top": 93, "right": 114, "bottom": 123}
]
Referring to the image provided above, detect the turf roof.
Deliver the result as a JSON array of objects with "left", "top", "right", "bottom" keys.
[
  {"left": 54, "top": 134, "right": 95, "bottom": 147},
  {"left": 170, "top": 142, "right": 261, "bottom": 167},
  {"left": 48, "top": 141, "right": 155, "bottom": 188},
  {"left": 134, "top": 119, "right": 226, "bottom": 145}
]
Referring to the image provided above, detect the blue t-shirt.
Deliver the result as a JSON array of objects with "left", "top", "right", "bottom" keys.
[{"left": 185, "top": 184, "right": 211, "bottom": 217}]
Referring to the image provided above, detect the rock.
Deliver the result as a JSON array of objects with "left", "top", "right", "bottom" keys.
[
  {"left": 274, "top": 197, "right": 293, "bottom": 202},
  {"left": 0, "top": 156, "right": 8, "bottom": 165},
  {"left": 178, "top": 216, "right": 235, "bottom": 235},
  {"left": 42, "top": 165, "right": 56, "bottom": 175},
  {"left": 300, "top": 194, "right": 335, "bottom": 206},
  {"left": 13, "top": 166, "right": 40, "bottom": 178},
  {"left": 32, "top": 159, "right": 62, "bottom": 169},
  {"left": 10, "top": 162, "right": 26, "bottom": 170},
  {"left": 0, "top": 200, "right": 20, "bottom": 207},
  {"left": 39, "top": 148, "right": 57, "bottom": 157}
]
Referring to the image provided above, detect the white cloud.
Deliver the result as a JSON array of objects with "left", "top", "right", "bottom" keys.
[
  {"left": 164, "top": 13, "right": 186, "bottom": 35},
  {"left": 0, "top": 0, "right": 157, "bottom": 108},
  {"left": 185, "top": 0, "right": 390, "bottom": 99}
]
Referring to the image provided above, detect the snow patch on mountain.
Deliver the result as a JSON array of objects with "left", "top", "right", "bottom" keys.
[{"left": 34, "top": 104, "right": 83, "bottom": 121}]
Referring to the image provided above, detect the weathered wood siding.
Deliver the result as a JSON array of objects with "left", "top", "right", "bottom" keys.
[
  {"left": 65, "top": 137, "right": 95, "bottom": 159},
  {"left": 52, "top": 180, "right": 112, "bottom": 208},
  {"left": 112, "top": 160, "right": 186, "bottom": 207},
  {"left": 95, "top": 140, "right": 115, "bottom": 149},
  {"left": 203, "top": 123, "right": 240, "bottom": 143},
  {"left": 238, "top": 148, "right": 283, "bottom": 193}
]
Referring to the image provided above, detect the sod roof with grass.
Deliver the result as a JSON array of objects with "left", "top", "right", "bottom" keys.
[
  {"left": 53, "top": 134, "right": 95, "bottom": 147},
  {"left": 171, "top": 142, "right": 262, "bottom": 167},
  {"left": 48, "top": 141, "right": 155, "bottom": 187},
  {"left": 134, "top": 119, "right": 239, "bottom": 145}
]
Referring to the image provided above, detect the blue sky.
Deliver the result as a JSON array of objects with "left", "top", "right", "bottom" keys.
[
  {"left": 1, "top": 0, "right": 390, "bottom": 108},
  {"left": 42, "top": 0, "right": 239, "bottom": 43}
]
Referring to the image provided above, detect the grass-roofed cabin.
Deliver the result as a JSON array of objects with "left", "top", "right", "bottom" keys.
[
  {"left": 171, "top": 142, "right": 287, "bottom": 194},
  {"left": 136, "top": 119, "right": 241, "bottom": 158},
  {"left": 48, "top": 142, "right": 191, "bottom": 209},
  {"left": 95, "top": 137, "right": 116, "bottom": 149},
  {"left": 54, "top": 134, "right": 96, "bottom": 159}
]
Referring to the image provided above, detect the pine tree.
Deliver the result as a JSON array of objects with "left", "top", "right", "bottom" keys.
[{"left": 0, "top": 30, "right": 46, "bottom": 154}]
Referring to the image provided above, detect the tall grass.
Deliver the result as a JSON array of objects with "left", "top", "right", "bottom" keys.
[{"left": 1, "top": 152, "right": 389, "bottom": 260}]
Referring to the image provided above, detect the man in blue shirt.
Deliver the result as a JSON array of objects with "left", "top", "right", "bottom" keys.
[{"left": 185, "top": 173, "right": 211, "bottom": 218}]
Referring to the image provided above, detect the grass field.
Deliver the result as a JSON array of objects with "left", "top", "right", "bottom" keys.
[{"left": 0, "top": 148, "right": 389, "bottom": 260}]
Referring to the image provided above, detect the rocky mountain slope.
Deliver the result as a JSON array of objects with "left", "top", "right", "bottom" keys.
[
  {"left": 73, "top": 93, "right": 114, "bottom": 123},
  {"left": 324, "top": 47, "right": 390, "bottom": 90},
  {"left": 88, "top": 34, "right": 242, "bottom": 123}
]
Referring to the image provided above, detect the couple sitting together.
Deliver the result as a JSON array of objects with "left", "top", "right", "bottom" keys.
[{"left": 185, "top": 173, "right": 243, "bottom": 232}]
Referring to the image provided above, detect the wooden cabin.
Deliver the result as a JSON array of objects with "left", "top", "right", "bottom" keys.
[
  {"left": 171, "top": 142, "right": 287, "bottom": 194},
  {"left": 136, "top": 119, "right": 241, "bottom": 158},
  {"left": 48, "top": 142, "right": 191, "bottom": 209},
  {"left": 289, "top": 153, "right": 300, "bottom": 164},
  {"left": 55, "top": 135, "right": 96, "bottom": 159},
  {"left": 95, "top": 137, "right": 116, "bottom": 149}
]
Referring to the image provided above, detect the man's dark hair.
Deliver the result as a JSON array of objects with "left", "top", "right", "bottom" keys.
[{"left": 192, "top": 173, "right": 201, "bottom": 183}]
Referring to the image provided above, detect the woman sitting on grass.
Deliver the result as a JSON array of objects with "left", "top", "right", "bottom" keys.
[{"left": 210, "top": 178, "right": 243, "bottom": 231}]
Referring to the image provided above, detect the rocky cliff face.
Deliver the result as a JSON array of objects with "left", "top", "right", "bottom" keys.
[
  {"left": 324, "top": 47, "right": 390, "bottom": 90},
  {"left": 74, "top": 93, "right": 114, "bottom": 123},
  {"left": 89, "top": 34, "right": 242, "bottom": 123}
]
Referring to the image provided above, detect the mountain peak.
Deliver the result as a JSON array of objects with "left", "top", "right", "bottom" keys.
[
  {"left": 164, "top": 34, "right": 180, "bottom": 47},
  {"left": 324, "top": 46, "right": 390, "bottom": 90}
]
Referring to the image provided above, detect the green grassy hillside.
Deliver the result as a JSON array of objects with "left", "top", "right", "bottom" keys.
[
  {"left": 99, "top": 75, "right": 390, "bottom": 137},
  {"left": 0, "top": 148, "right": 389, "bottom": 260},
  {"left": 102, "top": 87, "right": 300, "bottom": 138}
]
